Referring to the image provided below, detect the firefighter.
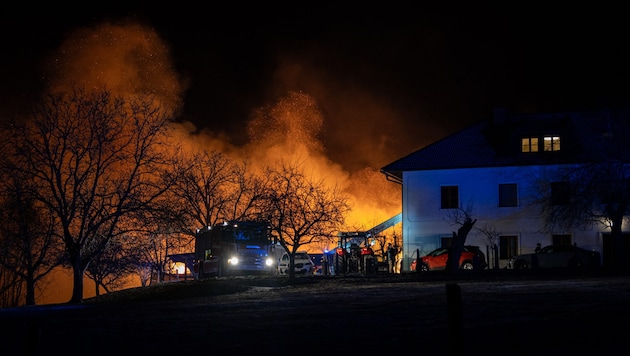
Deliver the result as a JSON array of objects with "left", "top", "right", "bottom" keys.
[{"left": 386, "top": 243, "right": 397, "bottom": 273}]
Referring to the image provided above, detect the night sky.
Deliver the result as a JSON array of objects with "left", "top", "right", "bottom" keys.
[
  {"left": 3, "top": 4, "right": 630, "bottom": 304},
  {"left": 2, "top": 4, "right": 629, "bottom": 173}
]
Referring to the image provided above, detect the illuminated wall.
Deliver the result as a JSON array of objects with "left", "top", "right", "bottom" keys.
[{"left": 400, "top": 164, "right": 604, "bottom": 271}]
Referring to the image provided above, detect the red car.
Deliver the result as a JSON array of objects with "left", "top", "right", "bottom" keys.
[{"left": 411, "top": 246, "right": 486, "bottom": 272}]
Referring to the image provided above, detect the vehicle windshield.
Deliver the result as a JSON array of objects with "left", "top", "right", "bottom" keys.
[{"left": 541, "top": 246, "right": 557, "bottom": 253}]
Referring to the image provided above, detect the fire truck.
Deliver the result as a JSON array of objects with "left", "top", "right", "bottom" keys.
[{"left": 193, "top": 220, "right": 282, "bottom": 278}]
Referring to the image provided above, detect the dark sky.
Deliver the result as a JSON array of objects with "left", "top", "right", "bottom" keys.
[{"left": 2, "top": 4, "right": 630, "bottom": 172}]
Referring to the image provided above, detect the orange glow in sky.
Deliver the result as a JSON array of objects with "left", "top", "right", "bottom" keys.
[{"left": 36, "top": 18, "right": 400, "bottom": 305}]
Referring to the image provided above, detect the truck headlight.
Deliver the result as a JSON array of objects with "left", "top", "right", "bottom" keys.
[
  {"left": 265, "top": 257, "right": 274, "bottom": 267},
  {"left": 228, "top": 257, "right": 239, "bottom": 265}
]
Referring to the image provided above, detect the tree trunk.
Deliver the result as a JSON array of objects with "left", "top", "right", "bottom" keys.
[
  {"left": 25, "top": 271, "right": 36, "bottom": 306},
  {"left": 69, "top": 259, "right": 84, "bottom": 304},
  {"left": 446, "top": 218, "right": 477, "bottom": 275}
]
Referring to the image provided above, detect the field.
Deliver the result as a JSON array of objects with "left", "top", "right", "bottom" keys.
[{"left": 2, "top": 270, "right": 630, "bottom": 355}]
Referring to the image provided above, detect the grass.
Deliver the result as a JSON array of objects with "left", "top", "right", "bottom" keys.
[{"left": 83, "top": 278, "right": 251, "bottom": 305}]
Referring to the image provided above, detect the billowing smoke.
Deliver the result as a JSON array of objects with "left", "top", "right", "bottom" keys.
[
  {"left": 33, "top": 18, "right": 403, "bottom": 304},
  {"left": 43, "top": 19, "right": 187, "bottom": 118},
  {"left": 44, "top": 17, "right": 401, "bottom": 232},
  {"left": 240, "top": 90, "right": 401, "bottom": 230}
]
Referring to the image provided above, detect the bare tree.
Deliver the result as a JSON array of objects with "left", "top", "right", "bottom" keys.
[
  {"left": 5, "top": 86, "right": 179, "bottom": 303},
  {"left": 169, "top": 149, "right": 268, "bottom": 236},
  {"left": 0, "top": 172, "right": 63, "bottom": 306},
  {"left": 0, "top": 266, "right": 23, "bottom": 308},
  {"left": 444, "top": 205, "right": 477, "bottom": 275},
  {"left": 224, "top": 160, "right": 269, "bottom": 222},
  {"left": 84, "top": 235, "right": 138, "bottom": 296},
  {"left": 169, "top": 149, "right": 236, "bottom": 234},
  {"left": 533, "top": 160, "right": 630, "bottom": 269},
  {"left": 262, "top": 160, "right": 351, "bottom": 279},
  {"left": 129, "top": 208, "right": 193, "bottom": 285},
  {"left": 475, "top": 222, "right": 499, "bottom": 269}
]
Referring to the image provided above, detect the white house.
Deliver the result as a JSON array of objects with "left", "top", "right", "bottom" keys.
[{"left": 380, "top": 109, "right": 630, "bottom": 272}]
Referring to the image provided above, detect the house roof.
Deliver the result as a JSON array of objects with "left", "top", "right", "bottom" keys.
[{"left": 380, "top": 110, "right": 630, "bottom": 181}]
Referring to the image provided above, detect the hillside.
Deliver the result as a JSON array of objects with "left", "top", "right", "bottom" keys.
[{"left": 3, "top": 272, "right": 630, "bottom": 355}]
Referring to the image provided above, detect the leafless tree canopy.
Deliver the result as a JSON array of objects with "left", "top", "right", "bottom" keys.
[
  {"left": 168, "top": 150, "right": 268, "bottom": 236},
  {"left": 0, "top": 86, "right": 357, "bottom": 305},
  {"left": 532, "top": 161, "right": 630, "bottom": 268},
  {"left": 262, "top": 160, "right": 351, "bottom": 278},
  {"left": 0, "top": 173, "right": 63, "bottom": 306},
  {"left": 3, "top": 86, "right": 179, "bottom": 303}
]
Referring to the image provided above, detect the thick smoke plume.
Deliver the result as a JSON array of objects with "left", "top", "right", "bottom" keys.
[
  {"left": 36, "top": 17, "right": 402, "bottom": 304},
  {"left": 43, "top": 19, "right": 186, "bottom": 117},
  {"left": 44, "top": 18, "right": 401, "bottom": 235}
]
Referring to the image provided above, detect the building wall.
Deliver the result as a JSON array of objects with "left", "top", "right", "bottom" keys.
[{"left": 400, "top": 164, "right": 605, "bottom": 271}]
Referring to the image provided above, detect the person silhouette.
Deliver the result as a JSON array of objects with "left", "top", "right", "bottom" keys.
[{"left": 386, "top": 243, "right": 397, "bottom": 273}]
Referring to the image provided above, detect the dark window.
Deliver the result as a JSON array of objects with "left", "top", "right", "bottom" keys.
[
  {"left": 551, "top": 181, "right": 571, "bottom": 205},
  {"left": 499, "top": 183, "right": 518, "bottom": 207},
  {"left": 441, "top": 186, "right": 459, "bottom": 209},
  {"left": 499, "top": 235, "right": 518, "bottom": 259},
  {"left": 441, "top": 236, "right": 453, "bottom": 248},
  {"left": 552, "top": 234, "right": 572, "bottom": 246}
]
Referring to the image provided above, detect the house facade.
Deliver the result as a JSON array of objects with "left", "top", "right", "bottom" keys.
[{"left": 380, "top": 109, "right": 630, "bottom": 272}]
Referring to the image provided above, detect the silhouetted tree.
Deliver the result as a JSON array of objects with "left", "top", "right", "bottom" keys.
[
  {"left": 446, "top": 217, "right": 477, "bottom": 275},
  {"left": 0, "top": 266, "right": 23, "bottom": 308},
  {"left": 5, "top": 86, "right": 179, "bottom": 303},
  {"left": 129, "top": 213, "right": 192, "bottom": 284},
  {"left": 444, "top": 206, "right": 477, "bottom": 275},
  {"left": 533, "top": 160, "right": 630, "bottom": 270},
  {"left": 262, "top": 159, "right": 350, "bottom": 279},
  {"left": 0, "top": 171, "right": 63, "bottom": 306},
  {"left": 168, "top": 149, "right": 266, "bottom": 235},
  {"left": 85, "top": 235, "right": 138, "bottom": 296}
]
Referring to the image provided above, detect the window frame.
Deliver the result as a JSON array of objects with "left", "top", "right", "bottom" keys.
[
  {"left": 552, "top": 234, "right": 572, "bottom": 246},
  {"left": 499, "top": 235, "right": 518, "bottom": 260},
  {"left": 521, "top": 137, "right": 539, "bottom": 152},
  {"left": 498, "top": 183, "right": 518, "bottom": 207},
  {"left": 543, "top": 135, "right": 561, "bottom": 152},
  {"left": 440, "top": 185, "right": 459, "bottom": 209}
]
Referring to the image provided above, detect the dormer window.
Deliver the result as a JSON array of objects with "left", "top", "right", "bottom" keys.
[
  {"left": 521, "top": 137, "right": 539, "bottom": 152},
  {"left": 521, "top": 135, "right": 561, "bottom": 152},
  {"left": 543, "top": 136, "right": 560, "bottom": 151}
]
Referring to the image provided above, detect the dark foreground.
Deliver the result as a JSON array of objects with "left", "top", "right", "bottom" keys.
[{"left": 2, "top": 271, "right": 630, "bottom": 355}]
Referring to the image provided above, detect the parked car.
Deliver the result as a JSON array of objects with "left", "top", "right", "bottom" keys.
[
  {"left": 507, "top": 244, "right": 601, "bottom": 270},
  {"left": 411, "top": 245, "right": 486, "bottom": 272},
  {"left": 277, "top": 251, "right": 315, "bottom": 275}
]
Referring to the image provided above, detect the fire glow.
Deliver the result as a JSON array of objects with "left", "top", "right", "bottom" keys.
[{"left": 35, "top": 18, "right": 400, "bottom": 304}]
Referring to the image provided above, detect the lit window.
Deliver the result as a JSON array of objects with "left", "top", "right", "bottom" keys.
[
  {"left": 543, "top": 136, "right": 560, "bottom": 151},
  {"left": 521, "top": 137, "right": 538, "bottom": 152}
]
